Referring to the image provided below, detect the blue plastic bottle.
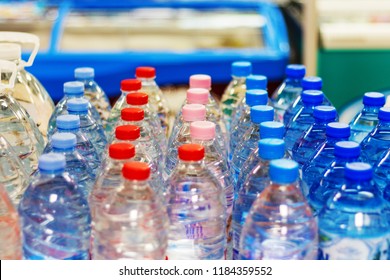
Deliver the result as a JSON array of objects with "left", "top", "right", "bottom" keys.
[
  {"left": 18, "top": 153, "right": 91, "bottom": 259},
  {"left": 231, "top": 105, "right": 274, "bottom": 181},
  {"left": 318, "top": 162, "right": 390, "bottom": 260},
  {"left": 373, "top": 147, "right": 390, "bottom": 191},
  {"left": 239, "top": 159, "right": 318, "bottom": 260},
  {"left": 301, "top": 122, "right": 351, "bottom": 196},
  {"left": 360, "top": 107, "right": 390, "bottom": 166},
  {"left": 232, "top": 139, "right": 286, "bottom": 259},
  {"left": 308, "top": 141, "right": 361, "bottom": 215},
  {"left": 271, "top": 64, "right": 306, "bottom": 122},
  {"left": 284, "top": 90, "right": 325, "bottom": 153},
  {"left": 350, "top": 92, "right": 386, "bottom": 143},
  {"left": 292, "top": 105, "right": 338, "bottom": 166}
]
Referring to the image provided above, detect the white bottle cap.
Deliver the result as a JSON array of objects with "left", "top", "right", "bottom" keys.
[{"left": 0, "top": 43, "right": 21, "bottom": 61}]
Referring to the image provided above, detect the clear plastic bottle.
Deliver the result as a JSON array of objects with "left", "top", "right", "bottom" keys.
[
  {"left": 232, "top": 139, "right": 286, "bottom": 260},
  {"left": 271, "top": 64, "right": 306, "bottom": 122},
  {"left": 239, "top": 159, "right": 318, "bottom": 260},
  {"left": 373, "top": 147, "right": 390, "bottom": 191},
  {"left": 308, "top": 141, "right": 361, "bottom": 216},
  {"left": 221, "top": 61, "right": 252, "bottom": 130},
  {"left": 284, "top": 90, "right": 325, "bottom": 153},
  {"left": 318, "top": 162, "right": 390, "bottom": 260},
  {"left": 0, "top": 135, "right": 28, "bottom": 206},
  {"left": 125, "top": 92, "right": 166, "bottom": 151},
  {"left": 74, "top": 67, "right": 112, "bottom": 128},
  {"left": 164, "top": 144, "right": 226, "bottom": 260},
  {"left": 92, "top": 162, "right": 169, "bottom": 260},
  {"left": 66, "top": 98, "right": 107, "bottom": 157},
  {"left": 292, "top": 105, "right": 338, "bottom": 166},
  {"left": 105, "top": 79, "right": 142, "bottom": 136},
  {"left": 360, "top": 107, "right": 390, "bottom": 166},
  {"left": 231, "top": 105, "right": 275, "bottom": 180},
  {"left": 19, "top": 153, "right": 91, "bottom": 259},
  {"left": 136, "top": 66, "right": 171, "bottom": 137},
  {"left": 229, "top": 89, "right": 269, "bottom": 158},
  {"left": 0, "top": 183, "right": 22, "bottom": 259},
  {"left": 47, "top": 81, "right": 101, "bottom": 136},
  {"left": 43, "top": 132, "right": 95, "bottom": 197}
]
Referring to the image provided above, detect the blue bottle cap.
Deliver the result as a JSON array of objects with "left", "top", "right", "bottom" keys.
[
  {"left": 38, "top": 153, "right": 66, "bottom": 172},
  {"left": 250, "top": 105, "right": 274, "bottom": 124},
  {"left": 246, "top": 75, "right": 268, "bottom": 90},
  {"left": 301, "top": 90, "right": 324, "bottom": 105},
  {"left": 285, "top": 64, "right": 306, "bottom": 79},
  {"left": 326, "top": 122, "right": 350, "bottom": 138},
  {"left": 260, "top": 121, "right": 285, "bottom": 139},
  {"left": 345, "top": 162, "right": 373, "bottom": 181},
  {"left": 246, "top": 89, "right": 268, "bottom": 107},
  {"left": 334, "top": 141, "right": 360, "bottom": 159},
  {"left": 313, "top": 105, "right": 337, "bottom": 121},
  {"left": 231, "top": 61, "right": 252, "bottom": 77},
  {"left": 67, "top": 98, "right": 89, "bottom": 113},
  {"left": 378, "top": 107, "right": 390, "bottom": 121},
  {"left": 258, "top": 138, "right": 285, "bottom": 160},
  {"left": 74, "top": 67, "right": 95, "bottom": 79},
  {"left": 302, "top": 76, "right": 322, "bottom": 90},
  {"left": 56, "top": 115, "right": 80, "bottom": 130},
  {"left": 52, "top": 132, "right": 77, "bottom": 149},
  {"left": 269, "top": 159, "right": 299, "bottom": 184},
  {"left": 363, "top": 92, "right": 386, "bottom": 107},
  {"left": 63, "top": 81, "right": 84, "bottom": 97}
]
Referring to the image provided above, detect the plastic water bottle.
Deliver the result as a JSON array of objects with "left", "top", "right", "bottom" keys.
[
  {"left": 0, "top": 183, "right": 22, "bottom": 259},
  {"left": 318, "top": 162, "right": 390, "bottom": 260},
  {"left": 74, "top": 67, "right": 112, "bottom": 128},
  {"left": 229, "top": 89, "right": 269, "bottom": 157},
  {"left": 239, "top": 159, "right": 318, "bottom": 260},
  {"left": 126, "top": 92, "right": 167, "bottom": 151},
  {"left": 43, "top": 132, "right": 95, "bottom": 197},
  {"left": 235, "top": 121, "right": 285, "bottom": 195},
  {"left": 165, "top": 104, "right": 207, "bottom": 177},
  {"left": 373, "top": 147, "right": 390, "bottom": 191},
  {"left": 92, "top": 162, "right": 169, "bottom": 260},
  {"left": 0, "top": 135, "right": 28, "bottom": 206},
  {"left": 302, "top": 122, "right": 351, "bottom": 195},
  {"left": 231, "top": 105, "right": 275, "bottom": 180},
  {"left": 221, "top": 61, "right": 252, "bottom": 130},
  {"left": 284, "top": 90, "right": 325, "bottom": 153},
  {"left": 105, "top": 79, "right": 142, "bottom": 136},
  {"left": 19, "top": 153, "right": 91, "bottom": 259},
  {"left": 360, "top": 107, "right": 390, "bottom": 166},
  {"left": 53, "top": 115, "right": 101, "bottom": 174},
  {"left": 271, "top": 64, "right": 306, "bottom": 122},
  {"left": 308, "top": 141, "right": 361, "bottom": 215},
  {"left": 164, "top": 144, "right": 226, "bottom": 260},
  {"left": 66, "top": 98, "right": 107, "bottom": 156},
  {"left": 292, "top": 105, "right": 338, "bottom": 166},
  {"left": 136, "top": 66, "right": 171, "bottom": 136},
  {"left": 47, "top": 82, "right": 101, "bottom": 135},
  {"left": 283, "top": 76, "right": 325, "bottom": 126},
  {"left": 232, "top": 139, "right": 286, "bottom": 260}
]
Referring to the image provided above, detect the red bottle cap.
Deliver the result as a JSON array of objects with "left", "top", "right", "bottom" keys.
[
  {"left": 122, "top": 161, "right": 150, "bottom": 180},
  {"left": 178, "top": 144, "right": 205, "bottom": 161},
  {"left": 115, "top": 125, "right": 140, "bottom": 141},
  {"left": 126, "top": 92, "right": 148, "bottom": 106},
  {"left": 121, "top": 108, "right": 144, "bottom": 121},
  {"left": 120, "top": 79, "right": 142, "bottom": 91},
  {"left": 135, "top": 67, "right": 156, "bottom": 78},
  {"left": 109, "top": 143, "right": 135, "bottom": 160}
]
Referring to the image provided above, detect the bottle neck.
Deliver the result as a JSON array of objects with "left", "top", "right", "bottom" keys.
[
  {"left": 334, "top": 155, "right": 359, "bottom": 163},
  {"left": 75, "top": 77, "right": 94, "bottom": 83},
  {"left": 65, "top": 93, "right": 84, "bottom": 99},
  {"left": 344, "top": 178, "right": 377, "bottom": 192},
  {"left": 232, "top": 75, "right": 247, "bottom": 82},
  {"left": 39, "top": 168, "right": 65, "bottom": 176},
  {"left": 378, "top": 120, "right": 390, "bottom": 128},
  {"left": 58, "top": 127, "right": 80, "bottom": 133},
  {"left": 285, "top": 77, "right": 303, "bottom": 87},
  {"left": 121, "top": 90, "right": 139, "bottom": 96},
  {"left": 138, "top": 77, "right": 156, "bottom": 85},
  {"left": 192, "top": 138, "right": 214, "bottom": 146},
  {"left": 326, "top": 135, "right": 349, "bottom": 143},
  {"left": 69, "top": 111, "right": 88, "bottom": 117},
  {"left": 314, "top": 118, "right": 335, "bottom": 126},
  {"left": 52, "top": 146, "right": 76, "bottom": 153},
  {"left": 303, "top": 102, "right": 322, "bottom": 109},
  {"left": 123, "top": 179, "right": 149, "bottom": 191},
  {"left": 362, "top": 105, "right": 381, "bottom": 114}
]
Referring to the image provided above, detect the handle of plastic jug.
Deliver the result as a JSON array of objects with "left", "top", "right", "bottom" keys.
[
  {"left": 0, "top": 32, "right": 39, "bottom": 68},
  {"left": 0, "top": 59, "right": 18, "bottom": 90}
]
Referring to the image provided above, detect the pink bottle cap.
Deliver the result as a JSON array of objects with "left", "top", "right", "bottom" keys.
[
  {"left": 182, "top": 104, "right": 206, "bottom": 122},
  {"left": 187, "top": 88, "right": 209, "bottom": 104},
  {"left": 189, "top": 74, "right": 211, "bottom": 89},
  {"left": 190, "top": 121, "right": 216, "bottom": 140}
]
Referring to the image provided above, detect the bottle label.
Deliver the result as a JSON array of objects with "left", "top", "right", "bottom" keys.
[{"left": 319, "top": 230, "right": 389, "bottom": 260}]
